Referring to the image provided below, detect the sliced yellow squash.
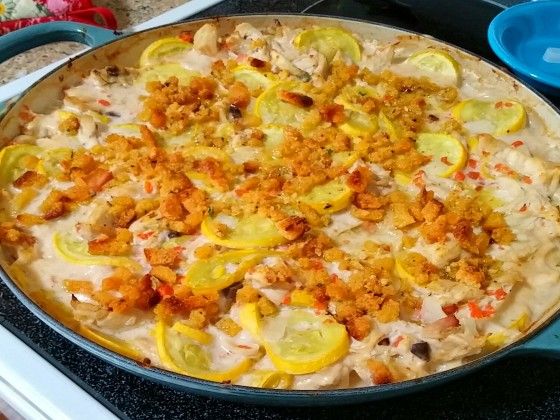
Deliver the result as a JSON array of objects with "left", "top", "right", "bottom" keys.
[
  {"left": 339, "top": 110, "right": 378, "bottom": 138},
  {"left": 452, "top": 99, "right": 526, "bottom": 136},
  {"left": 137, "top": 63, "right": 199, "bottom": 87},
  {"left": 334, "top": 84, "right": 377, "bottom": 112},
  {"left": 331, "top": 151, "right": 359, "bottom": 169},
  {"left": 39, "top": 147, "right": 72, "bottom": 177},
  {"left": 183, "top": 145, "right": 231, "bottom": 162},
  {"left": 415, "top": 132, "right": 467, "bottom": 177},
  {"left": 172, "top": 322, "right": 213, "bottom": 344},
  {"left": 394, "top": 252, "right": 432, "bottom": 285},
  {"left": 155, "top": 321, "right": 252, "bottom": 382},
  {"left": 80, "top": 326, "right": 142, "bottom": 360},
  {"left": 186, "top": 171, "right": 220, "bottom": 193},
  {"left": 201, "top": 213, "right": 288, "bottom": 249},
  {"left": 232, "top": 65, "right": 275, "bottom": 92},
  {"left": 251, "top": 370, "right": 293, "bottom": 389},
  {"left": 254, "top": 81, "right": 310, "bottom": 127},
  {"left": 139, "top": 37, "right": 192, "bottom": 67},
  {"left": 394, "top": 170, "right": 413, "bottom": 186},
  {"left": 406, "top": 49, "right": 461, "bottom": 85},
  {"left": 52, "top": 233, "right": 141, "bottom": 271},
  {"left": 0, "top": 144, "right": 43, "bottom": 187},
  {"left": 184, "top": 249, "right": 269, "bottom": 293},
  {"left": 262, "top": 310, "right": 349, "bottom": 375},
  {"left": 300, "top": 178, "right": 353, "bottom": 214},
  {"left": 238, "top": 302, "right": 262, "bottom": 341},
  {"left": 111, "top": 123, "right": 142, "bottom": 134},
  {"left": 294, "top": 27, "right": 361, "bottom": 62},
  {"left": 378, "top": 110, "right": 399, "bottom": 141},
  {"left": 289, "top": 289, "right": 315, "bottom": 307},
  {"left": 262, "top": 124, "right": 285, "bottom": 162}
]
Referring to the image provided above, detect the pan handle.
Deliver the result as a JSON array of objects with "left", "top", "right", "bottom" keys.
[
  {"left": 0, "top": 21, "right": 117, "bottom": 64},
  {"left": 513, "top": 315, "right": 560, "bottom": 357}
]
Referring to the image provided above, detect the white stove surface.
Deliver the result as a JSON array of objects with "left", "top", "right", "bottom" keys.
[{"left": 0, "top": 325, "right": 116, "bottom": 420}]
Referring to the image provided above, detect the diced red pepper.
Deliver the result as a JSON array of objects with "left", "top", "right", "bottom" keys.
[
  {"left": 467, "top": 171, "right": 481, "bottom": 180},
  {"left": 511, "top": 140, "right": 524, "bottom": 148},
  {"left": 468, "top": 159, "right": 478, "bottom": 168},
  {"left": 521, "top": 176, "right": 532, "bottom": 184},
  {"left": 492, "top": 288, "right": 507, "bottom": 301},
  {"left": 468, "top": 300, "right": 495, "bottom": 318},
  {"left": 97, "top": 99, "right": 111, "bottom": 107},
  {"left": 138, "top": 230, "right": 155, "bottom": 240},
  {"left": 519, "top": 203, "right": 528, "bottom": 212},
  {"left": 454, "top": 171, "right": 465, "bottom": 181},
  {"left": 178, "top": 31, "right": 194, "bottom": 43},
  {"left": 282, "top": 294, "right": 291, "bottom": 305},
  {"left": 144, "top": 180, "right": 153, "bottom": 194}
]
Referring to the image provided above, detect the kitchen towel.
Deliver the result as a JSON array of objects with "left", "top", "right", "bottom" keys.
[{"left": 0, "top": 0, "right": 117, "bottom": 34}]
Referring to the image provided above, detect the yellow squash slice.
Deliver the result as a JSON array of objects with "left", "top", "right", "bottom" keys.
[
  {"left": 254, "top": 81, "right": 311, "bottom": 127},
  {"left": 262, "top": 310, "right": 349, "bottom": 375},
  {"left": 0, "top": 144, "right": 43, "bottom": 187},
  {"left": 184, "top": 250, "right": 269, "bottom": 293},
  {"left": 339, "top": 110, "right": 378, "bottom": 138},
  {"left": 378, "top": 110, "right": 399, "bottom": 141},
  {"left": 186, "top": 171, "right": 220, "bottom": 193},
  {"left": 251, "top": 370, "right": 293, "bottom": 389},
  {"left": 395, "top": 252, "right": 433, "bottom": 285},
  {"left": 201, "top": 213, "right": 288, "bottom": 248},
  {"left": 294, "top": 27, "right": 361, "bottom": 62},
  {"left": 331, "top": 151, "right": 359, "bottom": 169},
  {"left": 415, "top": 132, "right": 467, "bottom": 177},
  {"left": 53, "top": 233, "right": 141, "bottom": 271},
  {"left": 80, "top": 326, "right": 142, "bottom": 360},
  {"left": 262, "top": 124, "right": 285, "bottom": 163},
  {"left": 139, "top": 37, "right": 192, "bottom": 67},
  {"left": 238, "top": 302, "right": 263, "bottom": 342},
  {"left": 232, "top": 65, "right": 275, "bottom": 92},
  {"left": 452, "top": 99, "right": 527, "bottom": 136},
  {"left": 406, "top": 49, "right": 461, "bottom": 85},
  {"left": 172, "top": 322, "right": 213, "bottom": 344},
  {"left": 136, "top": 63, "right": 199, "bottom": 87},
  {"left": 300, "top": 178, "right": 354, "bottom": 214},
  {"left": 39, "top": 147, "right": 72, "bottom": 177},
  {"left": 155, "top": 321, "right": 252, "bottom": 382},
  {"left": 334, "top": 85, "right": 377, "bottom": 112}
]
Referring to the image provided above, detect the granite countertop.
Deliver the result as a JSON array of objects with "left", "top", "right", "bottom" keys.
[
  {"left": 2, "top": 0, "right": 560, "bottom": 419},
  {"left": 0, "top": 0, "right": 187, "bottom": 84}
]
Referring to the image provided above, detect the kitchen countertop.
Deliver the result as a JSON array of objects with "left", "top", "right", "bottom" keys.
[
  {"left": 0, "top": 0, "right": 187, "bottom": 84},
  {"left": 3, "top": 0, "right": 560, "bottom": 419}
]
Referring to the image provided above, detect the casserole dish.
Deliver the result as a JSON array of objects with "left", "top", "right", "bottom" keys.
[{"left": 1, "top": 14, "right": 560, "bottom": 405}]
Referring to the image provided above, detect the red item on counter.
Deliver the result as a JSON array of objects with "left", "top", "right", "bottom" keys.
[{"left": 0, "top": 0, "right": 117, "bottom": 35}]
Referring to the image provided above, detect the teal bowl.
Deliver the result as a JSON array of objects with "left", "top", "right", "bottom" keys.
[{"left": 488, "top": 1, "right": 560, "bottom": 95}]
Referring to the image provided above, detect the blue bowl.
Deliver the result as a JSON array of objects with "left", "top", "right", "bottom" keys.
[{"left": 488, "top": 0, "right": 560, "bottom": 95}]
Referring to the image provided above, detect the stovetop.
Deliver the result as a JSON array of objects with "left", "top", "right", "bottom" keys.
[{"left": 2, "top": 1, "right": 560, "bottom": 419}]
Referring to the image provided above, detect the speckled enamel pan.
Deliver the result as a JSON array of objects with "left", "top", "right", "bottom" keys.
[{"left": 1, "top": 14, "right": 560, "bottom": 406}]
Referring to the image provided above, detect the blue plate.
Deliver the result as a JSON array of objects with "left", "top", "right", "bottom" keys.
[{"left": 488, "top": 1, "right": 560, "bottom": 95}]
